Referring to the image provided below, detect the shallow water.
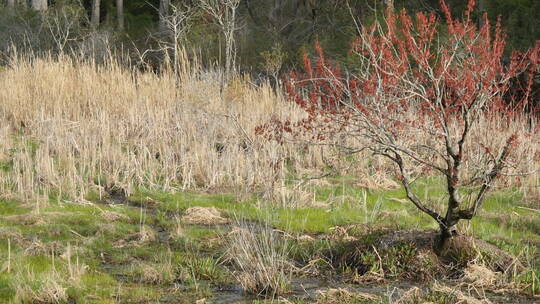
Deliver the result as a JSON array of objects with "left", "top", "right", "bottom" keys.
[
  {"left": 208, "top": 277, "right": 539, "bottom": 304},
  {"left": 208, "top": 277, "right": 411, "bottom": 304}
]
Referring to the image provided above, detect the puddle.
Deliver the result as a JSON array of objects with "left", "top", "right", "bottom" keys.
[
  {"left": 208, "top": 277, "right": 396, "bottom": 304},
  {"left": 208, "top": 277, "right": 539, "bottom": 304}
]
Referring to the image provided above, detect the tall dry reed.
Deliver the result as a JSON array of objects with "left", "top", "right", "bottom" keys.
[
  {"left": 0, "top": 53, "right": 328, "bottom": 203},
  {"left": 0, "top": 52, "right": 537, "bottom": 208}
]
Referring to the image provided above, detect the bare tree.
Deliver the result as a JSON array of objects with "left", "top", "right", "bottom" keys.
[
  {"left": 199, "top": 0, "right": 241, "bottom": 77},
  {"left": 91, "top": 0, "right": 100, "bottom": 28},
  {"left": 263, "top": 1, "right": 540, "bottom": 252},
  {"left": 116, "top": 0, "right": 124, "bottom": 31},
  {"left": 157, "top": 3, "right": 195, "bottom": 78},
  {"left": 43, "top": 3, "right": 85, "bottom": 53}
]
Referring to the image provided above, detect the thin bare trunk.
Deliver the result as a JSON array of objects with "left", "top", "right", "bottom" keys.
[
  {"left": 199, "top": 0, "right": 240, "bottom": 78},
  {"left": 31, "top": 0, "right": 47, "bottom": 10},
  {"left": 91, "top": 0, "right": 101, "bottom": 28},
  {"left": 159, "top": 0, "right": 170, "bottom": 33},
  {"left": 116, "top": 0, "right": 124, "bottom": 31}
]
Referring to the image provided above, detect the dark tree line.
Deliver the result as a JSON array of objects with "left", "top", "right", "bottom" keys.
[{"left": 1, "top": 0, "right": 539, "bottom": 73}]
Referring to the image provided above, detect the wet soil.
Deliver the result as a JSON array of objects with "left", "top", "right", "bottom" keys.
[{"left": 95, "top": 196, "right": 540, "bottom": 304}]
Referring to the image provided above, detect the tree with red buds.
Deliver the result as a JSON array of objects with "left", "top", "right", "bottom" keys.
[{"left": 261, "top": 0, "right": 540, "bottom": 251}]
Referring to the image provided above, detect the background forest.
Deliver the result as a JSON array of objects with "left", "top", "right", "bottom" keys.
[{"left": 1, "top": 0, "right": 540, "bottom": 73}]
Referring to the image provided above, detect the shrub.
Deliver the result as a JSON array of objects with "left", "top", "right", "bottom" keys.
[{"left": 259, "top": 0, "right": 540, "bottom": 251}]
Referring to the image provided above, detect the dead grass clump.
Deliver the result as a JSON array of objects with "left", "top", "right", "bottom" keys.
[
  {"left": 296, "top": 234, "right": 315, "bottom": 242},
  {"left": 226, "top": 223, "right": 291, "bottom": 297},
  {"left": 100, "top": 210, "right": 130, "bottom": 222},
  {"left": 268, "top": 185, "right": 316, "bottom": 208},
  {"left": 327, "top": 226, "right": 360, "bottom": 242},
  {"left": 137, "top": 226, "right": 157, "bottom": 243},
  {"left": 129, "top": 260, "right": 176, "bottom": 284},
  {"left": 181, "top": 207, "right": 229, "bottom": 225},
  {"left": 5, "top": 213, "right": 47, "bottom": 226},
  {"left": 23, "top": 240, "right": 63, "bottom": 256},
  {"left": 137, "top": 263, "right": 162, "bottom": 284},
  {"left": 0, "top": 226, "right": 24, "bottom": 243},
  {"left": 457, "top": 262, "right": 525, "bottom": 294},
  {"left": 13, "top": 271, "right": 68, "bottom": 304},
  {"left": 395, "top": 287, "right": 422, "bottom": 304},
  {"left": 395, "top": 284, "right": 493, "bottom": 304},
  {"left": 98, "top": 223, "right": 118, "bottom": 234},
  {"left": 438, "top": 236, "right": 525, "bottom": 274},
  {"left": 432, "top": 283, "right": 493, "bottom": 304},
  {"left": 355, "top": 172, "right": 400, "bottom": 190},
  {"left": 314, "top": 288, "right": 379, "bottom": 304},
  {"left": 115, "top": 225, "right": 157, "bottom": 248},
  {"left": 462, "top": 264, "right": 501, "bottom": 288}
]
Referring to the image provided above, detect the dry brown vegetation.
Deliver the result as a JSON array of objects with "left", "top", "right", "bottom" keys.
[
  {"left": 0, "top": 52, "right": 332, "bottom": 204},
  {"left": 225, "top": 222, "right": 292, "bottom": 297},
  {"left": 0, "top": 51, "right": 539, "bottom": 302},
  {"left": 0, "top": 52, "right": 538, "bottom": 209}
]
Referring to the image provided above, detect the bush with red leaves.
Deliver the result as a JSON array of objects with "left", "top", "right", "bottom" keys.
[{"left": 258, "top": 0, "right": 540, "bottom": 248}]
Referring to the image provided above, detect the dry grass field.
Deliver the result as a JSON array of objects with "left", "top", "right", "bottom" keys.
[{"left": 0, "top": 53, "right": 539, "bottom": 303}]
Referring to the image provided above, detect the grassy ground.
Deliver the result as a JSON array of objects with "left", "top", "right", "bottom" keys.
[
  {"left": 0, "top": 176, "right": 538, "bottom": 303},
  {"left": 0, "top": 55, "right": 539, "bottom": 303}
]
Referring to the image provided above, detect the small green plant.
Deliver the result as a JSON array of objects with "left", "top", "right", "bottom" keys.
[
  {"left": 382, "top": 243, "right": 418, "bottom": 278},
  {"left": 183, "top": 256, "right": 227, "bottom": 283},
  {"left": 260, "top": 42, "right": 287, "bottom": 82}
]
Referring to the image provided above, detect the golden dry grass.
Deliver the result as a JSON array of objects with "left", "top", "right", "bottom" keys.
[
  {"left": 225, "top": 222, "right": 292, "bottom": 296},
  {"left": 0, "top": 53, "right": 330, "bottom": 204},
  {"left": 181, "top": 206, "right": 229, "bottom": 225},
  {"left": 0, "top": 51, "right": 538, "bottom": 210}
]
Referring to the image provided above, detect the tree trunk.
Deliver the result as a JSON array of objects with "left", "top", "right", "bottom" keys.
[
  {"left": 31, "top": 0, "right": 47, "bottom": 10},
  {"left": 116, "top": 0, "right": 124, "bottom": 31},
  {"left": 159, "top": 0, "right": 170, "bottom": 33},
  {"left": 7, "top": 0, "right": 15, "bottom": 10},
  {"left": 91, "top": 0, "right": 101, "bottom": 28},
  {"left": 436, "top": 223, "right": 456, "bottom": 254}
]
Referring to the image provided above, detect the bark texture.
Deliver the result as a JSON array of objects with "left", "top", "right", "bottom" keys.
[
  {"left": 116, "top": 0, "right": 124, "bottom": 31},
  {"left": 31, "top": 0, "right": 47, "bottom": 10},
  {"left": 91, "top": 0, "right": 101, "bottom": 28}
]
